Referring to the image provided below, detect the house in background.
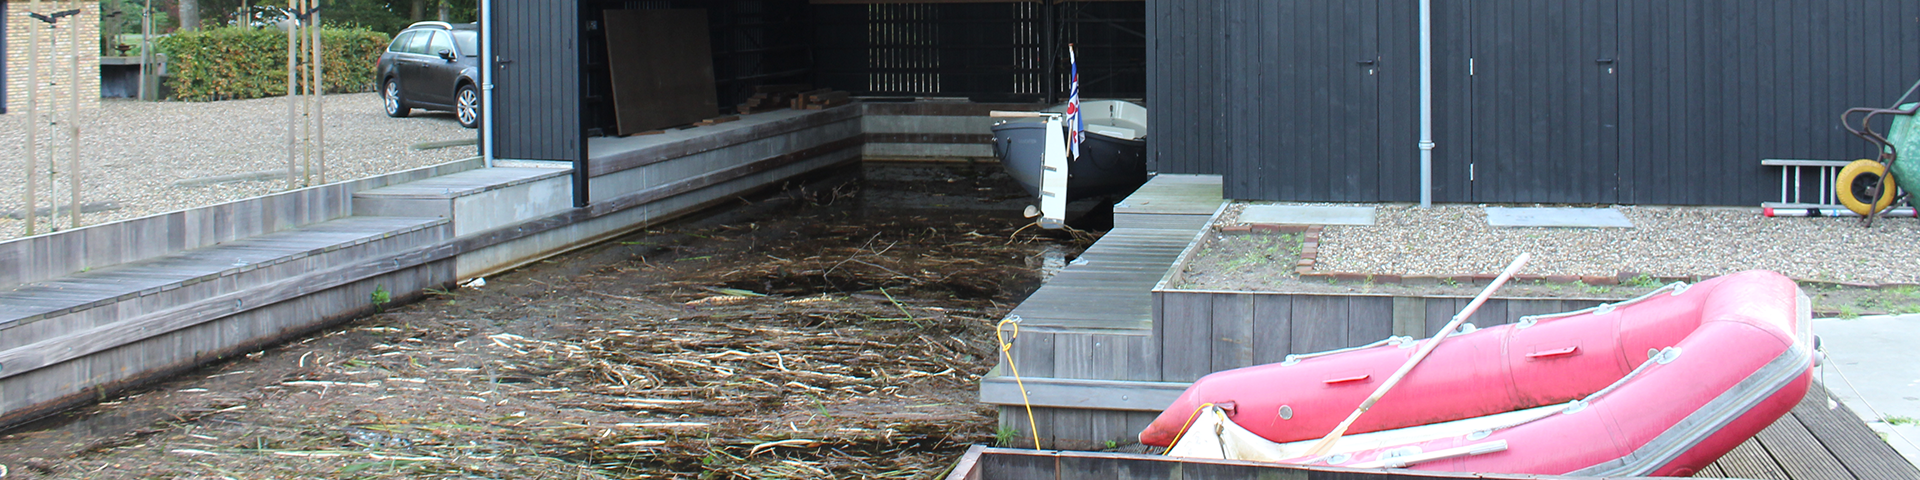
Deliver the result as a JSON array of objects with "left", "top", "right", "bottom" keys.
[
  {"left": 3, "top": 0, "right": 102, "bottom": 114},
  {"left": 1150, "top": 1, "right": 1920, "bottom": 206}
]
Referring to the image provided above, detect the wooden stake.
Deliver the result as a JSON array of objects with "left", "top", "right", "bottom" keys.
[
  {"left": 69, "top": 0, "right": 84, "bottom": 228},
  {"left": 312, "top": 1, "right": 326, "bottom": 184},
  {"left": 286, "top": 2, "right": 298, "bottom": 189},
  {"left": 300, "top": 0, "right": 312, "bottom": 187},
  {"left": 24, "top": 0, "right": 42, "bottom": 235},
  {"left": 1301, "top": 253, "right": 1532, "bottom": 458}
]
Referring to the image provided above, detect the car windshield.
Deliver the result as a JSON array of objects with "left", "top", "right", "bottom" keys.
[{"left": 453, "top": 31, "right": 478, "bottom": 57}]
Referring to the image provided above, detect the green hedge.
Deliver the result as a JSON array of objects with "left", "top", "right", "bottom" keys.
[{"left": 157, "top": 27, "right": 390, "bottom": 101}]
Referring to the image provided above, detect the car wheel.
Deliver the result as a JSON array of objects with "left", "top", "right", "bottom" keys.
[
  {"left": 384, "top": 79, "right": 410, "bottom": 117},
  {"left": 456, "top": 84, "right": 480, "bottom": 129}
]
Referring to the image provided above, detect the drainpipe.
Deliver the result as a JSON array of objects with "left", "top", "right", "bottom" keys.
[
  {"left": 479, "top": 0, "right": 493, "bottom": 167},
  {"left": 1418, "top": 0, "right": 1434, "bottom": 208}
]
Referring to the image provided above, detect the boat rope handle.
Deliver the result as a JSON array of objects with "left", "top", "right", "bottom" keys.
[
  {"left": 996, "top": 316, "right": 1043, "bottom": 451},
  {"left": 1282, "top": 336, "right": 1414, "bottom": 365},
  {"left": 1564, "top": 346, "right": 1683, "bottom": 414},
  {"left": 1159, "top": 402, "right": 1218, "bottom": 456},
  {"left": 1515, "top": 282, "right": 1689, "bottom": 328}
]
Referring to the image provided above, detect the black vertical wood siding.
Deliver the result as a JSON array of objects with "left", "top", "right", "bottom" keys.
[
  {"left": 1150, "top": 0, "right": 1920, "bottom": 205},
  {"left": 1, "top": 0, "right": 8, "bottom": 114},
  {"left": 490, "top": 0, "right": 581, "bottom": 163}
]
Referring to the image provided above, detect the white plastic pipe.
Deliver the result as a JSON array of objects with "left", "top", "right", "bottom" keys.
[
  {"left": 1418, "top": 0, "right": 1434, "bottom": 208},
  {"left": 480, "top": 0, "right": 494, "bottom": 167}
]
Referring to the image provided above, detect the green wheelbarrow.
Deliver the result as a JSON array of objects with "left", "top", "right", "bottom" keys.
[{"left": 1837, "top": 100, "right": 1920, "bottom": 223}]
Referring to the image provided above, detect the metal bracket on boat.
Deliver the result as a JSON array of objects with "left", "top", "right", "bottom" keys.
[
  {"left": 1652, "top": 346, "right": 1683, "bottom": 364},
  {"left": 1282, "top": 336, "right": 1414, "bottom": 365},
  {"left": 1324, "top": 453, "right": 1352, "bottom": 465},
  {"left": 1562, "top": 399, "right": 1589, "bottom": 414},
  {"left": 1467, "top": 429, "right": 1492, "bottom": 440},
  {"left": 1448, "top": 323, "right": 1478, "bottom": 336},
  {"left": 1668, "top": 282, "right": 1691, "bottom": 296}
]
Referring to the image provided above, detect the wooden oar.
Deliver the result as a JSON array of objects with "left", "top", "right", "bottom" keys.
[{"left": 1301, "top": 253, "right": 1532, "bottom": 458}]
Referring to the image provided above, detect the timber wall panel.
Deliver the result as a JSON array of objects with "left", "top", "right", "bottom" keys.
[
  {"left": 1153, "top": 291, "right": 1615, "bottom": 387},
  {"left": 1149, "top": 0, "right": 1920, "bottom": 205}
]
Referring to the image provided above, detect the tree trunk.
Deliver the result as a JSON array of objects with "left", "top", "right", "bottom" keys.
[
  {"left": 437, "top": 0, "right": 449, "bottom": 22},
  {"left": 410, "top": 0, "right": 424, "bottom": 21},
  {"left": 179, "top": 0, "right": 199, "bottom": 31}
]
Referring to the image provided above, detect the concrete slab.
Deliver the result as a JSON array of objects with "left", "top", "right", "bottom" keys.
[
  {"left": 1240, "top": 205, "right": 1375, "bottom": 226},
  {"left": 1484, "top": 207, "right": 1634, "bottom": 228},
  {"left": 1814, "top": 314, "right": 1920, "bottom": 469}
]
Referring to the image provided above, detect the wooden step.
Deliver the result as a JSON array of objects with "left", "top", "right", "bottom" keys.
[
  {"left": 0, "top": 215, "right": 448, "bottom": 339},
  {"left": 352, "top": 167, "right": 573, "bottom": 237}
]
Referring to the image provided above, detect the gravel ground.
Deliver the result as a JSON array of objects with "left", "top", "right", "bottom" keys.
[
  {"left": 1267, "top": 204, "right": 1920, "bottom": 285},
  {"left": 0, "top": 93, "right": 479, "bottom": 240}
]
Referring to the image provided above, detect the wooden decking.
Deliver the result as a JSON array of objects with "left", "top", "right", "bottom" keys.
[
  {"left": 984, "top": 172, "right": 1920, "bottom": 478},
  {"left": 1009, "top": 229, "right": 1197, "bottom": 334},
  {"left": 1006, "top": 174, "right": 1222, "bottom": 334},
  {"left": 1701, "top": 383, "right": 1919, "bottom": 479}
]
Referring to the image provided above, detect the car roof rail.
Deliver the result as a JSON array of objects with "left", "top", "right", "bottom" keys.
[{"left": 408, "top": 21, "right": 453, "bottom": 30}]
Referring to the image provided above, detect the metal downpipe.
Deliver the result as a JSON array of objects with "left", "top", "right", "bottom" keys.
[{"left": 1418, "top": 0, "right": 1435, "bottom": 208}]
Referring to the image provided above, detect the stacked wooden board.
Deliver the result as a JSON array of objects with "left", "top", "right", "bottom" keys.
[
  {"left": 795, "top": 89, "right": 852, "bottom": 110},
  {"left": 736, "top": 84, "right": 812, "bottom": 114}
]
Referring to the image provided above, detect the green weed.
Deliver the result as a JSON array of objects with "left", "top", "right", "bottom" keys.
[
  {"left": 1886, "top": 415, "right": 1918, "bottom": 426},
  {"left": 1104, "top": 440, "right": 1119, "bottom": 449},
  {"left": 1626, "top": 274, "right": 1660, "bottom": 288},
  {"left": 995, "top": 427, "right": 1022, "bottom": 447},
  {"left": 370, "top": 285, "right": 391, "bottom": 313},
  {"left": 1839, "top": 305, "right": 1860, "bottom": 320}
]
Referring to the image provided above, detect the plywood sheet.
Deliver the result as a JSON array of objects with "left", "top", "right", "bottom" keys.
[{"left": 604, "top": 9, "right": 719, "bottom": 136}]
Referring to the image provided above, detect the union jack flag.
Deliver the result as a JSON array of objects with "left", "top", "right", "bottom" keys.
[{"left": 1066, "top": 45, "right": 1083, "bottom": 160}]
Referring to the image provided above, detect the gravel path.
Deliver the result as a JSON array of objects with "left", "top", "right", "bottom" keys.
[
  {"left": 0, "top": 93, "right": 478, "bottom": 240},
  {"left": 1293, "top": 204, "right": 1920, "bottom": 285}
]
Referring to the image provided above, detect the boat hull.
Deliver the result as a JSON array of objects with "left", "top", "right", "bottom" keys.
[
  {"left": 990, "top": 117, "right": 1148, "bottom": 201},
  {"left": 1142, "top": 271, "right": 1814, "bottom": 477}
]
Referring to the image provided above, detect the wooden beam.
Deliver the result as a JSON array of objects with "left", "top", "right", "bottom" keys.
[{"left": 978, "top": 375, "right": 1189, "bottom": 411}]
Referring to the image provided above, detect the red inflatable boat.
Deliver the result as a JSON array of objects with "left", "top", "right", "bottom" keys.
[{"left": 1140, "top": 270, "right": 1815, "bottom": 477}]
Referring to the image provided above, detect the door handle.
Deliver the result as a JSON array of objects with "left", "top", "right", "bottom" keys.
[
  {"left": 1595, "top": 58, "right": 1615, "bottom": 64},
  {"left": 1526, "top": 346, "right": 1580, "bottom": 358},
  {"left": 1356, "top": 59, "right": 1377, "bottom": 65}
]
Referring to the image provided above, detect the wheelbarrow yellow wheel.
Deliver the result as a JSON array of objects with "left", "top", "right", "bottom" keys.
[{"left": 1836, "top": 159, "right": 1898, "bottom": 215}]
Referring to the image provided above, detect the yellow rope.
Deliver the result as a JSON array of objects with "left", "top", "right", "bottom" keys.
[
  {"left": 1160, "top": 402, "right": 1217, "bottom": 455},
  {"left": 996, "top": 317, "right": 1042, "bottom": 450}
]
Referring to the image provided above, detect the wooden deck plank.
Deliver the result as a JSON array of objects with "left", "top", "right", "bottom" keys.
[
  {"left": 1010, "top": 224, "right": 1199, "bottom": 333},
  {"left": 1794, "top": 383, "right": 1920, "bottom": 480},
  {"left": 1756, "top": 410, "right": 1856, "bottom": 480},
  {"left": 354, "top": 167, "right": 567, "bottom": 199},
  {"left": 1113, "top": 174, "right": 1224, "bottom": 216},
  {"left": 1712, "top": 436, "right": 1792, "bottom": 480}
]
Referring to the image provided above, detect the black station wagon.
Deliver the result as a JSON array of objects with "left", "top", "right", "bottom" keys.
[{"left": 376, "top": 22, "right": 482, "bottom": 128}]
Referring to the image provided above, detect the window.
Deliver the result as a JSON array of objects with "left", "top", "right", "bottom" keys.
[
  {"left": 427, "top": 31, "right": 454, "bottom": 56},
  {"left": 403, "top": 31, "right": 432, "bottom": 54},
  {"left": 390, "top": 32, "right": 418, "bottom": 53},
  {"left": 453, "top": 31, "right": 479, "bottom": 57}
]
